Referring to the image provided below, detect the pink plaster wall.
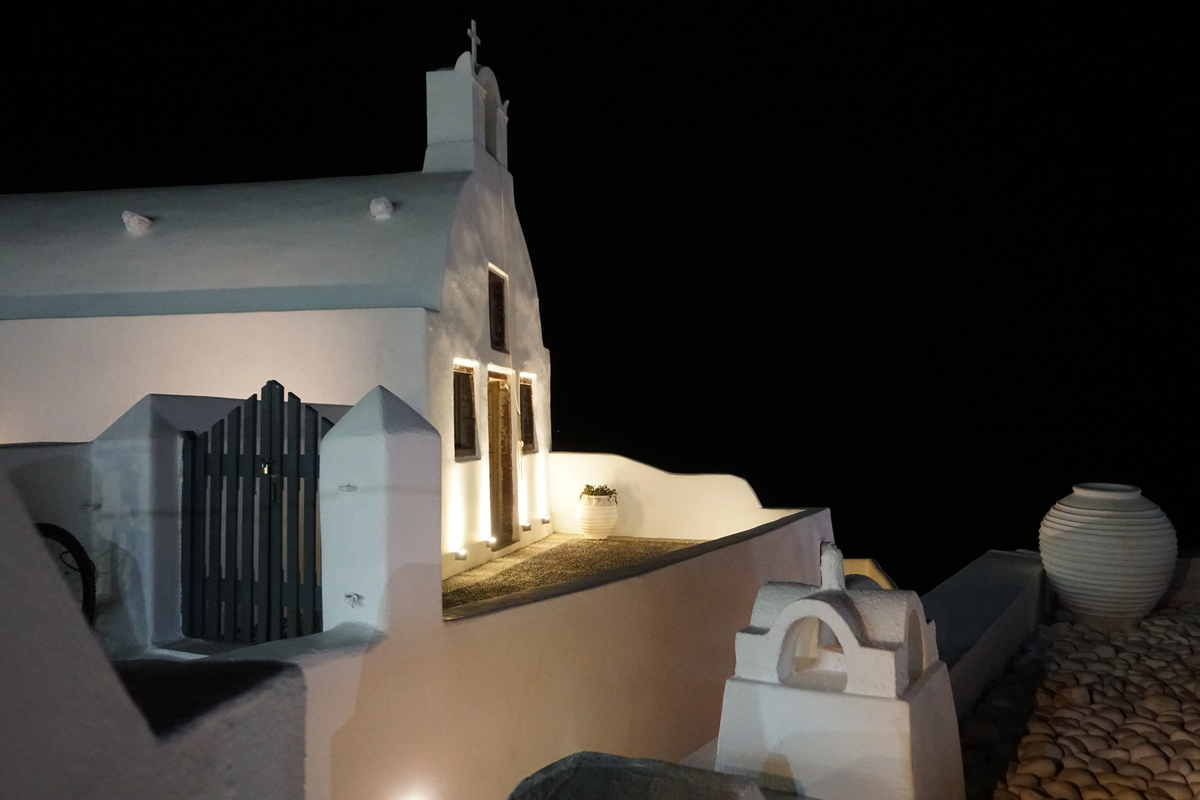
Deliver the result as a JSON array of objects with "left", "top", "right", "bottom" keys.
[{"left": 319, "top": 510, "right": 830, "bottom": 800}]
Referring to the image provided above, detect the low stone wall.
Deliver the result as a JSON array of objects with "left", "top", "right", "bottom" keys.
[{"left": 922, "top": 550, "right": 1048, "bottom": 720}]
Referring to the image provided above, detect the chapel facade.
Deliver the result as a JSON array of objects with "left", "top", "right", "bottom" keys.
[{"left": 0, "top": 44, "right": 550, "bottom": 577}]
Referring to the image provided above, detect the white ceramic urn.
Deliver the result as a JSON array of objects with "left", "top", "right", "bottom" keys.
[
  {"left": 1039, "top": 482, "right": 1177, "bottom": 631},
  {"left": 576, "top": 495, "right": 618, "bottom": 539}
]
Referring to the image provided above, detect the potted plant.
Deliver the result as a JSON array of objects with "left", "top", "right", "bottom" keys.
[{"left": 576, "top": 484, "right": 618, "bottom": 539}]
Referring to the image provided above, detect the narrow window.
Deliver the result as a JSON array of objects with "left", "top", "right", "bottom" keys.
[
  {"left": 484, "top": 88, "right": 499, "bottom": 157},
  {"left": 519, "top": 377, "right": 536, "bottom": 454},
  {"left": 453, "top": 366, "right": 478, "bottom": 458},
  {"left": 488, "top": 269, "right": 508, "bottom": 353}
]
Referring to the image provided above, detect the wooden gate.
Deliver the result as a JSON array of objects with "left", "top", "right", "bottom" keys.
[{"left": 181, "top": 380, "right": 333, "bottom": 643}]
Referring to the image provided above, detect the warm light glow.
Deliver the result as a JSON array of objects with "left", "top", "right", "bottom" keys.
[
  {"left": 536, "top": 450, "right": 550, "bottom": 522},
  {"left": 518, "top": 371, "right": 537, "bottom": 381},
  {"left": 485, "top": 363, "right": 514, "bottom": 376},
  {"left": 396, "top": 789, "right": 434, "bottom": 800},
  {"left": 452, "top": 356, "right": 480, "bottom": 369},
  {"left": 488, "top": 263, "right": 508, "bottom": 278},
  {"left": 455, "top": 548, "right": 468, "bottom": 560},
  {"left": 518, "top": 476, "right": 528, "bottom": 527},
  {"left": 477, "top": 475, "right": 490, "bottom": 547},
  {"left": 445, "top": 468, "right": 465, "bottom": 553}
]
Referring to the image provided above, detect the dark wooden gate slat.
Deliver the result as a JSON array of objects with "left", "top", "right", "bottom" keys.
[
  {"left": 190, "top": 431, "right": 208, "bottom": 637},
  {"left": 283, "top": 393, "right": 302, "bottom": 637},
  {"left": 237, "top": 394, "right": 257, "bottom": 643},
  {"left": 221, "top": 406, "right": 241, "bottom": 640},
  {"left": 300, "top": 404, "right": 319, "bottom": 636},
  {"left": 315, "top": 415, "right": 330, "bottom": 632},
  {"left": 255, "top": 389, "right": 271, "bottom": 644},
  {"left": 181, "top": 432, "right": 196, "bottom": 637},
  {"left": 204, "top": 419, "right": 224, "bottom": 639},
  {"left": 266, "top": 380, "right": 285, "bottom": 641}
]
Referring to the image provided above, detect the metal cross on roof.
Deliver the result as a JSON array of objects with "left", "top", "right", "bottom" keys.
[{"left": 467, "top": 20, "right": 481, "bottom": 72}]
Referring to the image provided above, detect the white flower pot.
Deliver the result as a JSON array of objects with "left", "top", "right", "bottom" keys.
[
  {"left": 1039, "top": 482, "right": 1177, "bottom": 631},
  {"left": 576, "top": 495, "right": 618, "bottom": 540}
]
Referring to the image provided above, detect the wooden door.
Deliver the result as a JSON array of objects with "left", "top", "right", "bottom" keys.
[{"left": 487, "top": 373, "right": 518, "bottom": 549}]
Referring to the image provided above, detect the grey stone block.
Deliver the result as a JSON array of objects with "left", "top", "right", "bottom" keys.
[{"left": 507, "top": 751, "right": 766, "bottom": 800}]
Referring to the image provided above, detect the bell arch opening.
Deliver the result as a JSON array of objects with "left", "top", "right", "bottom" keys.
[
  {"left": 777, "top": 615, "right": 847, "bottom": 692},
  {"left": 906, "top": 608, "right": 925, "bottom": 686},
  {"left": 483, "top": 85, "right": 500, "bottom": 157}
]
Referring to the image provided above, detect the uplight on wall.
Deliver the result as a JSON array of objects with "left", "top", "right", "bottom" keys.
[
  {"left": 518, "top": 476, "right": 529, "bottom": 530},
  {"left": 445, "top": 468, "right": 465, "bottom": 554},
  {"left": 537, "top": 450, "right": 550, "bottom": 524}
]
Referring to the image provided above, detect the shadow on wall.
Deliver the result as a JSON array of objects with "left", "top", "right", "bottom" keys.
[
  {"left": 5, "top": 446, "right": 95, "bottom": 551},
  {"left": 94, "top": 538, "right": 147, "bottom": 656}
]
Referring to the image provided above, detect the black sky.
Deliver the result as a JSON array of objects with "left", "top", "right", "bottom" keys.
[{"left": 4, "top": 8, "right": 1196, "bottom": 593}]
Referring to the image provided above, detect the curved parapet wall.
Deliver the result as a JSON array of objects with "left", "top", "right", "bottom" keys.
[{"left": 547, "top": 452, "right": 796, "bottom": 541}]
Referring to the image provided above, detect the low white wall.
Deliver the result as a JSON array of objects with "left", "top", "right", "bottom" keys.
[
  {"left": 0, "top": 442, "right": 94, "bottom": 544},
  {"left": 0, "top": 474, "right": 306, "bottom": 800},
  {"left": 90, "top": 394, "right": 262, "bottom": 655},
  {"left": 548, "top": 451, "right": 796, "bottom": 540},
  {"left": 2, "top": 392, "right": 351, "bottom": 659},
  {"left": 0, "top": 475, "right": 157, "bottom": 800}
]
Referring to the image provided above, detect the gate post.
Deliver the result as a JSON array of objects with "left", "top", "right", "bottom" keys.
[{"left": 318, "top": 386, "right": 441, "bottom": 632}]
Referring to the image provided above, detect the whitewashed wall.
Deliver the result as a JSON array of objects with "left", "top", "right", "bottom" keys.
[
  {"left": 0, "top": 475, "right": 305, "bottom": 800},
  {"left": 0, "top": 442, "right": 93, "bottom": 542},
  {"left": 319, "top": 387, "right": 441, "bottom": 632},
  {"left": 0, "top": 307, "right": 429, "bottom": 445},
  {"left": 429, "top": 158, "right": 554, "bottom": 577},
  {"left": 548, "top": 452, "right": 795, "bottom": 540}
]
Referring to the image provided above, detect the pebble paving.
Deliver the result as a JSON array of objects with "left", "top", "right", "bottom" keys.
[{"left": 961, "top": 603, "right": 1200, "bottom": 800}]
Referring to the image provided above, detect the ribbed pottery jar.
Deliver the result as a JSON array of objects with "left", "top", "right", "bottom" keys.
[
  {"left": 1039, "top": 482, "right": 1176, "bottom": 631},
  {"left": 576, "top": 496, "right": 618, "bottom": 540}
]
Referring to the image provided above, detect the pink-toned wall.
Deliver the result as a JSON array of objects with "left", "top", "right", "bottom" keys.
[
  {"left": 298, "top": 511, "right": 830, "bottom": 800},
  {"left": 271, "top": 386, "right": 833, "bottom": 799}
]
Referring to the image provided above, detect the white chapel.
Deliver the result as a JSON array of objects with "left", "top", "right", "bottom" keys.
[{"left": 0, "top": 43, "right": 552, "bottom": 576}]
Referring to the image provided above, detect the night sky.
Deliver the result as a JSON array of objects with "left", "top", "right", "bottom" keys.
[{"left": 5, "top": 9, "right": 1195, "bottom": 593}]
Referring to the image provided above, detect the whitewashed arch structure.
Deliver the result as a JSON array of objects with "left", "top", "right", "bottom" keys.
[{"left": 716, "top": 545, "right": 965, "bottom": 799}]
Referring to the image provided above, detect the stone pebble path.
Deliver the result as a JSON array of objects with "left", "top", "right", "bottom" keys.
[{"left": 962, "top": 603, "right": 1200, "bottom": 800}]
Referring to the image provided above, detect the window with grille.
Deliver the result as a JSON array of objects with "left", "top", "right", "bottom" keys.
[
  {"left": 453, "top": 366, "right": 478, "bottom": 458},
  {"left": 519, "top": 377, "right": 536, "bottom": 454},
  {"left": 488, "top": 268, "right": 508, "bottom": 353}
]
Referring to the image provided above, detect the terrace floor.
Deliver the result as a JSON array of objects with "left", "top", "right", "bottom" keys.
[{"left": 441, "top": 532, "right": 703, "bottom": 611}]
